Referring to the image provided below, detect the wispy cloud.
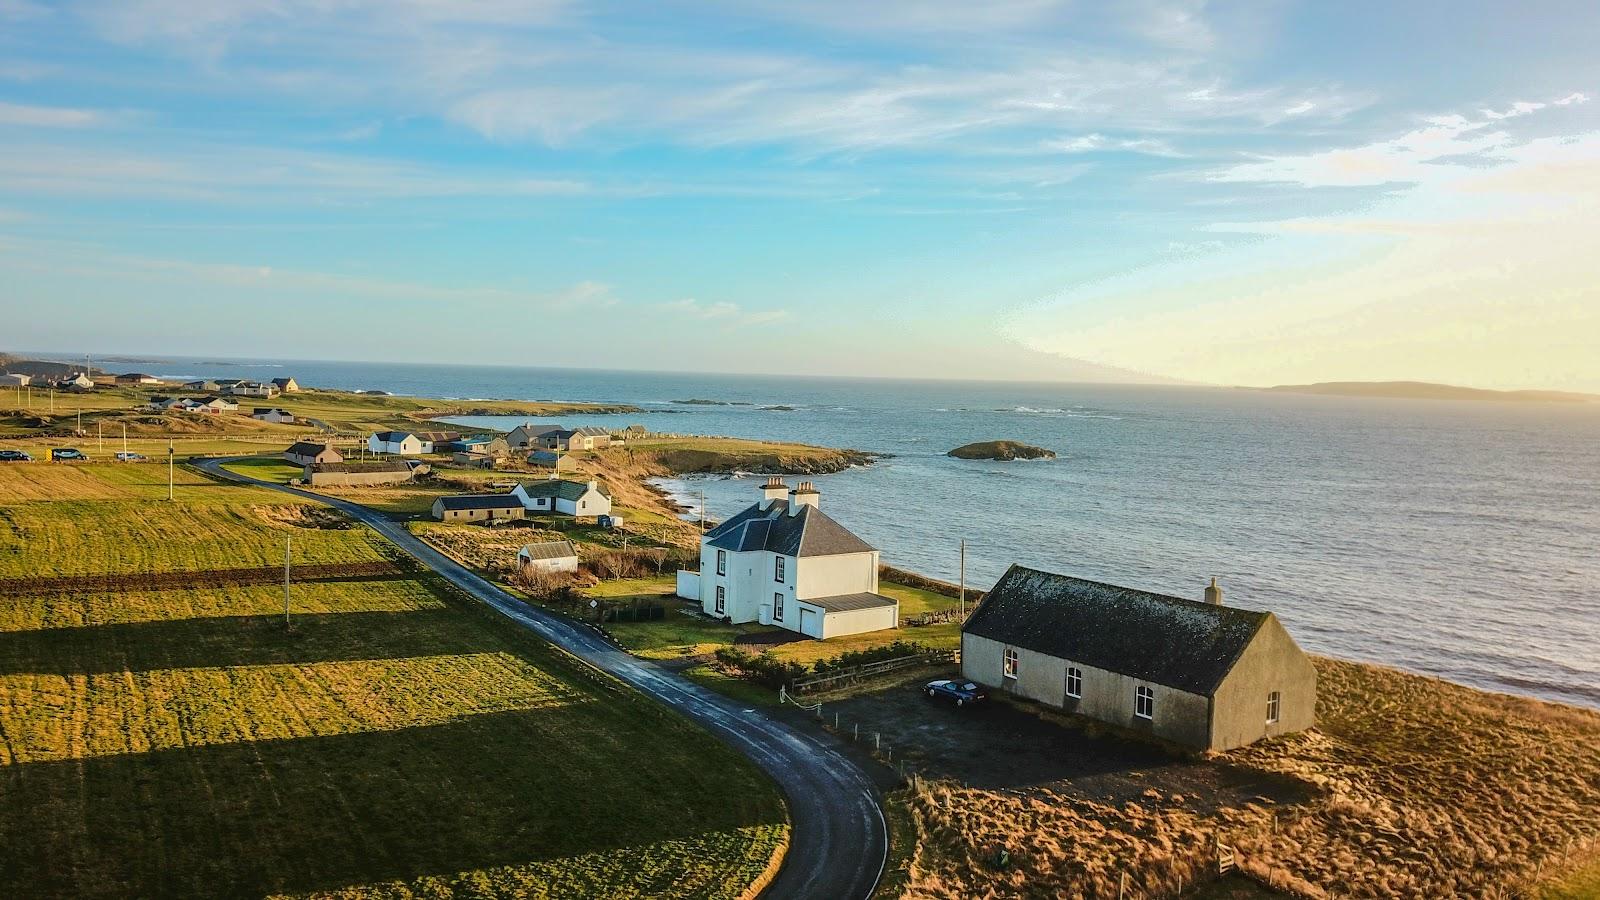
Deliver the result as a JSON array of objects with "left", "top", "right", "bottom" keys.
[
  {"left": 0, "top": 101, "right": 115, "bottom": 128},
  {"left": 660, "top": 298, "right": 789, "bottom": 327}
]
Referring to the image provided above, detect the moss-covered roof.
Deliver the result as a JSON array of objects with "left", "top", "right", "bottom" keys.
[{"left": 963, "top": 564, "right": 1269, "bottom": 695}]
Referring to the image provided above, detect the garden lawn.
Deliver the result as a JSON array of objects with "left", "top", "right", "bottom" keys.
[
  {"left": 221, "top": 455, "right": 306, "bottom": 484},
  {"left": 0, "top": 461, "right": 789, "bottom": 899}
]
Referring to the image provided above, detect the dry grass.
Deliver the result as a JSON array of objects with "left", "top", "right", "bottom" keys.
[
  {"left": 1223, "top": 658, "right": 1600, "bottom": 898},
  {"left": 893, "top": 657, "right": 1600, "bottom": 899}
]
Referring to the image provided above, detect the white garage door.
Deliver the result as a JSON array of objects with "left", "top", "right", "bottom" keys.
[{"left": 798, "top": 607, "right": 821, "bottom": 638}]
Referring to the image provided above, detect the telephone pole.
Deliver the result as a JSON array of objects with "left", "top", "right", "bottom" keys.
[
  {"left": 166, "top": 442, "right": 174, "bottom": 501},
  {"left": 122, "top": 424, "right": 127, "bottom": 455},
  {"left": 959, "top": 538, "right": 967, "bottom": 618}
]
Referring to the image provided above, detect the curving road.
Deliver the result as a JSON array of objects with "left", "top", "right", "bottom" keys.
[{"left": 198, "top": 458, "right": 887, "bottom": 900}]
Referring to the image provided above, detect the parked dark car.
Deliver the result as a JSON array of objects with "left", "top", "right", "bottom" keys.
[
  {"left": 51, "top": 448, "right": 88, "bottom": 462},
  {"left": 0, "top": 449, "right": 32, "bottom": 462},
  {"left": 924, "top": 679, "right": 987, "bottom": 707}
]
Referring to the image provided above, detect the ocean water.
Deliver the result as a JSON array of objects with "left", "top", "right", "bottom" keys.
[{"left": 131, "top": 355, "right": 1600, "bottom": 708}]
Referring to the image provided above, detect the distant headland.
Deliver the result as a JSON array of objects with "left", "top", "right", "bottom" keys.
[{"left": 1261, "top": 380, "right": 1600, "bottom": 404}]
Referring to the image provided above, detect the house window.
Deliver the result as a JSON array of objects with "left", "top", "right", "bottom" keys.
[
  {"left": 1002, "top": 647, "right": 1019, "bottom": 679},
  {"left": 1065, "top": 667, "right": 1082, "bottom": 699},
  {"left": 774, "top": 592, "right": 784, "bottom": 622},
  {"left": 775, "top": 556, "right": 786, "bottom": 583},
  {"left": 716, "top": 550, "right": 726, "bottom": 576},
  {"left": 715, "top": 586, "right": 725, "bottom": 615},
  {"left": 1267, "top": 690, "right": 1281, "bottom": 724},
  {"left": 1135, "top": 685, "right": 1154, "bottom": 720}
]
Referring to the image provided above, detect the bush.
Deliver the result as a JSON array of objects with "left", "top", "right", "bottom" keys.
[
  {"left": 512, "top": 568, "right": 576, "bottom": 606},
  {"left": 712, "top": 646, "right": 809, "bottom": 689},
  {"left": 810, "top": 640, "right": 935, "bottom": 676},
  {"left": 581, "top": 547, "right": 696, "bottom": 580}
]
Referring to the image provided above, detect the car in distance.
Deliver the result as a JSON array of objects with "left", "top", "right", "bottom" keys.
[
  {"left": 0, "top": 449, "right": 32, "bottom": 462},
  {"left": 114, "top": 451, "right": 148, "bottom": 462},
  {"left": 924, "top": 679, "right": 987, "bottom": 707},
  {"left": 50, "top": 448, "right": 88, "bottom": 462}
]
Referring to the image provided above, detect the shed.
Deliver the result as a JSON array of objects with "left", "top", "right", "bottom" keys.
[{"left": 516, "top": 540, "right": 579, "bottom": 575}]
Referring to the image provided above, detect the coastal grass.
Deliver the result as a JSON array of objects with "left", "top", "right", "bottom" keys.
[
  {"left": 0, "top": 455, "right": 788, "bottom": 899},
  {"left": 220, "top": 456, "right": 306, "bottom": 483}
]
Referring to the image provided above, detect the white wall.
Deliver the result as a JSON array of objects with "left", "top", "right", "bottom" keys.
[
  {"left": 821, "top": 604, "right": 899, "bottom": 638},
  {"left": 794, "top": 551, "right": 879, "bottom": 600},
  {"left": 676, "top": 570, "right": 700, "bottom": 601}
]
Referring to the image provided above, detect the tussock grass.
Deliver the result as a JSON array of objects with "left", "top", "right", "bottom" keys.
[{"left": 894, "top": 658, "right": 1600, "bottom": 899}]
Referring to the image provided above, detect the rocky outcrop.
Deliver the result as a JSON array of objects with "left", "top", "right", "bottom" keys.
[{"left": 947, "top": 440, "right": 1055, "bottom": 461}]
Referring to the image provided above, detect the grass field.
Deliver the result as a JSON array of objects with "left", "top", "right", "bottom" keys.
[{"left": 0, "top": 461, "right": 788, "bottom": 898}]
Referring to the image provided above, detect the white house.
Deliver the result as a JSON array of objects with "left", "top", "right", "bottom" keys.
[
  {"left": 225, "top": 381, "right": 280, "bottom": 398},
  {"left": 369, "top": 431, "right": 426, "bottom": 455},
  {"left": 0, "top": 373, "right": 31, "bottom": 386},
  {"left": 511, "top": 478, "right": 612, "bottom": 517},
  {"left": 682, "top": 477, "right": 898, "bottom": 639},
  {"left": 517, "top": 540, "right": 579, "bottom": 574},
  {"left": 56, "top": 373, "right": 94, "bottom": 390},
  {"left": 252, "top": 408, "right": 296, "bottom": 424}
]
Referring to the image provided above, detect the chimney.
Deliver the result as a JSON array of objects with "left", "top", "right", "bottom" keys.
[
  {"left": 788, "top": 481, "right": 819, "bottom": 516},
  {"left": 588, "top": 479, "right": 598, "bottom": 492},
  {"left": 760, "top": 476, "right": 788, "bottom": 508},
  {"left": 1204, "top": 577, "right": 1223, "bottom": 605}
]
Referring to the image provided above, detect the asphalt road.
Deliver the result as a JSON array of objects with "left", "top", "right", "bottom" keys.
[{"left": 198, "top": 458, "right": 888, "bottom": 900}]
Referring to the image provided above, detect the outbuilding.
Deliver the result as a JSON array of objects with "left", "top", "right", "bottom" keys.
[
  {"left": 517, "top": 540, "right": 579, "bottom": 575},
  {"left": 431, "top": 493, "right": 526, "bottom": 523},
  {"left": 961, "top": 566, "right": 1316, "bottom": 751}
]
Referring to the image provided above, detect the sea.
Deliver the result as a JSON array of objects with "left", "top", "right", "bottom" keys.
[{"left": 120, "top": 355, "right": 1600, "bottom": 709}]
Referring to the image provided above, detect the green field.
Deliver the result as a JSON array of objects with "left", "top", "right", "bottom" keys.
[
  {"left": 602, "top": 578, "right": 962, "bottom": 667},
  {"left": 0, "top": 463, "right": 787, "bottom": 898}
]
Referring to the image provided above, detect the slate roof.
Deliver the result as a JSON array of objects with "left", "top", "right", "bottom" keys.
[
  {"left": 963, "top": 565, "right": 1270, "bottom": 696},
  {"left": 704, "top": 499, "right": 876, "bottom": 558},
  {"left": 800, "top": 592, "right": 897, "bottom": 612},
  {"left": 372, "top": 431, "right": 416, "bottom": 442},
  {"left": 285, "top": 441, "right": 335, "bottom": 457},
  {"left": 437, "top": 493, "right": 525, "bottom": 511},
  {"left": 572, "top": 425, "right": 610, "bottom": 437},
  {"left": 519, "top": 479, "right": 609, "bottom": 501},
  {"left": 519, "top": 540, "right": 578, "bottom": 561}
]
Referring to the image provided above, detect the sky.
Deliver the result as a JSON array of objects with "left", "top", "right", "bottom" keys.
[{"left": 2, "top": 1, "right": 1599, "bottom": 390}]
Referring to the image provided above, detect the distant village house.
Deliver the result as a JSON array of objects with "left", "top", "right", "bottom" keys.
[
  {"left": 506, "top": 423, "right": 564, "bottom": 450},
  {"left": 284, "top": 441, "right": 343, "bottom": 467},
  {"left": 960, "top": 567, "right": 1316, "bottom": 751},
  {"left": 526, "top": 449, "right": 578, "bottom": 472},
  {"left": 115, "top": 373, "right": 161, "bottom": 385},
  {"left": 253, "top": 408, "right": 296, "bottom": 424},
  {"left": 271, "top": 377, "right": 301, "bottom": 393},
  {"left": 0, "top": 373, "right": 30, "bottom": 387}
]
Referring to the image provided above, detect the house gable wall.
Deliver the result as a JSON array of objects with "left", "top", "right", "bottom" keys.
[
  {"left": 1209, "top": 615, "right": 1317, "bottom": 750},
  {"left": 793, "top": 550, "right": 878, "bottom": 600}
]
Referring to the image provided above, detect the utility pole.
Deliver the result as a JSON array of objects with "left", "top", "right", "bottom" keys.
[
  {"left": 166, "top": 442, "right": 174, "bottom": 501},
  {"left": 76, "top": 407, "right": 82, "bottom": 435},
  {"left": 97, "top": 421, "right": 102, "bottom": 451},
  {"left": 284, "top": 535, "right": 292, "bottom": 628},
  {"left": 122, "top": 424, "right": 127, "bottom": 455},
  {"left": 698, "top": 489, "right": 706, "bottom": 533},
  {"left": 959, "top": 538, "right": 967, "bottom": 618}
]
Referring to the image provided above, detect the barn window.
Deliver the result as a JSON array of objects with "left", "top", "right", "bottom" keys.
[
  {"left": 774, "top": 556, "right": 786, "bottom": 583},
  {"left": 716, "top": 550, "right": 726, "bottom": 575},
  {"left": 1065, "top": 667, "right": 1082, "bottom": 699},
  {"left": 1135, "top": 685, "right": 1154, "bottom": 720},
  {"left": 715, "top": 586, "right": 725, "bottom": 614},
  {"left": 1267, "top": 690, "right": 1281, "bottom": 724},
  {"left": 774, "top": 592, "right": 784, "bottom": 622},
  {"left": 1002, "top": 647, "right": 1019, "bottom": 679}
]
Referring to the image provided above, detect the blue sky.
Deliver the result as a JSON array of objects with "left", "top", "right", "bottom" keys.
[{"left": 2, "top": 1, "right": 1599, "bottom": 389}]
